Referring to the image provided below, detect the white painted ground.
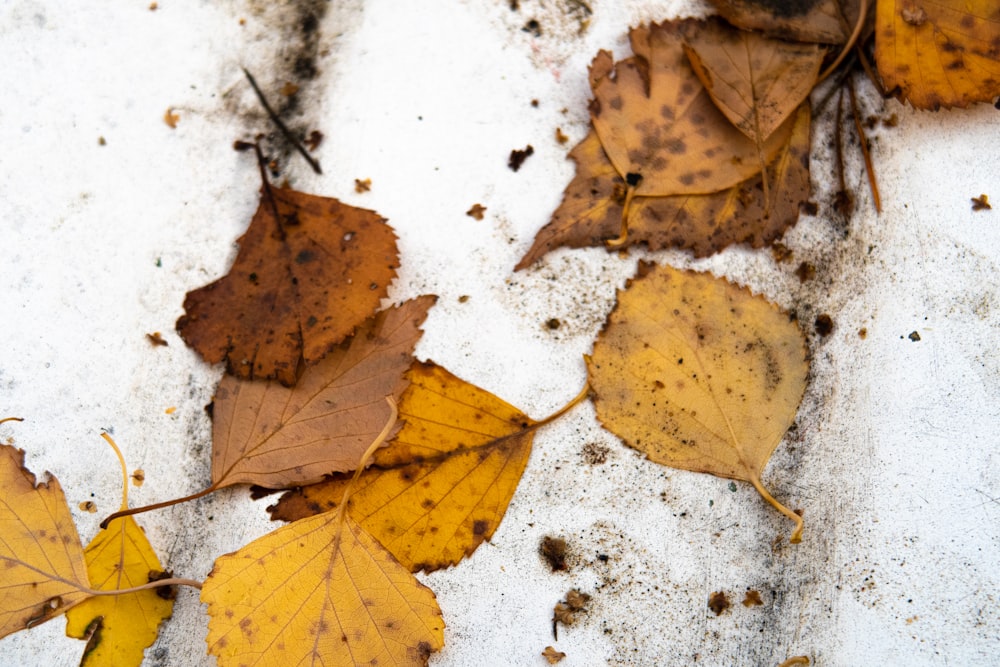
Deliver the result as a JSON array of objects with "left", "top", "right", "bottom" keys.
[{"left": 2, "top": 1, "right": 998, "bottom": 665}]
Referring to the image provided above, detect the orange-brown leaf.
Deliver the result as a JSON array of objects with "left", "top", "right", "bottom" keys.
[
  {"left": 0, "top": 444, "right": 91, "bottom": 638},
  {"left": 210, "top": 296, "right": 435, "bottom": 490},
  {"left": 587, "top": 263, "right": 809, "bottom": 541},
  {"left": 268, "top": 361, "right": 538, "bottom": 573},
  {"left": 875, "top": 0, "right": 1000, "bottom": 109},
  {"left": 516, "top": 102, "right": 811, "bottom": 269},
  {"left": 588, "top": 21, "right": 795, "bottom": 197},
  {"left": 707, "top": 0, "right": 859, "bottom": 44},
  {"left": 681, "top": 18, "right": 825, "bottom": 143},
  {"left": 202, "top": 512, "right": 444, "bottom": 667},
  {"left": 176, "top": 186, "right": 399, "bottom": 385}
]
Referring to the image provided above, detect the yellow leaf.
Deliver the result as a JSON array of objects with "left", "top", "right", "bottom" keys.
[
  {"left": 0, "top": 443, "right": 91, "bottom": 638},
  {"left": 875, "top": 0, "right": 1000, "bottom": 109},
  {"left": 65, "top": 434, "right": 173, "bottom": 667},
  {"left": 586, "top": 263, "right": 809, "bottom": 542},
  {"left": 268, "top": 361, "right": 551, "bottom": 573},
  {"left": 202, "top": 511, "right": 444, "bottom": 667}
]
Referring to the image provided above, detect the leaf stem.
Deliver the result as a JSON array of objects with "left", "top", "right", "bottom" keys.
[
  {"left": 536, "top": 379, "right": 590, "bottom": 428},
  {"left": 848, "top": 75, "right": 881, "bottom": 213},
  {"left": 815, "top": 0, "right": 869, "bottom": 85},
  {"left": 335, "top": 396, "right": 399, "bottom": 529},
  {"left": 99, "top": 483, "right": 219, "bottom": 530},
  {"left": 606, "top": 182, "right": 638, "bottom": 248},
  {"left": 748, "top": 475, "right": 803, "bottom": 544},
  {"left": 0, "top": 416, "right": 25, "bottom": 425},
  {"left": 83, "top": 577, "right": 204, "bottom": 595}
]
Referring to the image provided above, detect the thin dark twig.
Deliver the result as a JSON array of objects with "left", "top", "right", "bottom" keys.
[
  {"left": 848, "top": 76, "right": 882, "bottom": 213},
  {"left": 242, "top": 68, "right": 323, "bottom": 175}
]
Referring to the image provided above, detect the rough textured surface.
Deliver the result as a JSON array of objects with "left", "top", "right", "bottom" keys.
[{"left": 2, "top": 1, "right": 1000, "bottom": 666}]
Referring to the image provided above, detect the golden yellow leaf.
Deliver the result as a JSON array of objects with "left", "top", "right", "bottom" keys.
[
  {"left": 65, "top": 434, "right": 173, "bottom": 667},
  {"left": 0, "top": 443, "right": 91, "bottom": 638},
  {"left": 210, "top": 296, "right": 435, "bottom": 489},
  {"left": 587, "top": 263, "right": 809, "bottom": 542},
  {"left": 589, "top": 21, "right": 795, "bottom": 198},
  {"left": 268, "top": 362, "right": 582, "bottom": 573},
  {"left": 875, "top": 0, "right": 1000, "bottom": 109},
  {"left": 516, "top": 102, "right": 811, "bottom": 269},
  {"left": 201, "top": 511, "right": 444, "bottom": 667}
]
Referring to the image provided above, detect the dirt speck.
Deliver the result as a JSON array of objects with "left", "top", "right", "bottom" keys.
[
  {"left": 508, "top": 145, "right": 534, "bottom": 172},
  {"left": 581, "top": 442, "right": 609, "bottom": 465},
  {"left": 541, "top": 535, "right": 568, "bottom": 571},
  {"left": 814, "top": 314, "right": 834, "bottom": 337}
]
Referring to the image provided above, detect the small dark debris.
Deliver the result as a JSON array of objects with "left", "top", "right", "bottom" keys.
[
  {"left": 794, "top": 262, "right": 816, "bottom": 283},
  {"left": 545, "top": 318, "right": 561, "bottom": 330},
  {"left": 531, "top": 99, "right": 539, "bottom": 107},
  {"left": 908, "top": 331, "right": 921, "bottom": 342},
  {"left": 146, "top": 332, "right": 168, "bottom": 347},
  {"left": 582, "top": 442, "right": 609, "bottom": 465},
  {"left": 972, "top": 194, "right": 991, "bottom": 211},
  {"left": 555, "top": 127, "right": 569, "bottom": 144},
  {"left": 522, "top": 19, "right": 541, "bottom": 36},
  {"left": 304, "top": 130, "right": 323, "bottom": 151},
  {"left": 148, "top": 569, "right": 177, "bottom": 600},
  {"left": 541, "top": 536, "right": 568, "bottom": 571},
  {"left": 800, "top": 201, "right": 819, "bottom": 216},
  {"left": 458, "top": 295, "right": 470, "bottom": 303},
  {"left": 354, "top": 178, "right": 371, "bottom": 193},
  {"left": 98, "top": 136, "right": 106, "bottom": 146},
  {"left": 814, "top": 314, "right": 834, "bottom": 337},
  {"left": 771, "top": 243, "right": 793, "bottom": 263},
  {"left": 508, "top": 145, "right": 535, "bottom": 172},
  {"left": 708, "top": 591, "right": 730, "bottom": 616},
  {"left": 742, "top": 590, "right": 764, "bottom": 607},
  {"left": 466, "top": 203, "right": 486, "bottom": 220},
  {"left": 858, "top": 327, "right": 868, "bottom": 339}
]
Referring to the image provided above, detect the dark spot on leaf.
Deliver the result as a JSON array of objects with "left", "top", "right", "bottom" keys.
[{"left": 473, "top": 520, "right": 489, "bottom": 536}]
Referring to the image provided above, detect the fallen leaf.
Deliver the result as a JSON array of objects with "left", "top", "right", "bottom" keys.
[
  {"left": 681, "top": 17, "right": 824, "bottom": 203},
  {"left": 210, "top": 296, "right": 435, "bottom": 490},
  {"left": 0, "top": 444, "right": 91, "bottom": 638},
  {"left": 586, "top": 263, "right": 809, "bottom": 542},
  {"left": 202, "top": 511, "right": 444, "bottom": 666},
  {"left": 516, "top": 102, "right": 811, "bottom": 268},
  {"left": 176, "top": 183, "right": 399, "bottom": 385},
  {"left": 588, "top": 21, "right": 795, "bottom": 198},
  {"left": 707, "top": 0, "right": 858, "bottom": 44},
  {"left": 145, "top": 332, "right": 167, "bottom": 347},
  {"left": 268, "top": 362, "right": 585, "bottom": 573},
  {"left": 65, "top": 435, "right": 173, "bottom": 667},
  {"left": 354, "top": 177, "right": 371, "bottom": 193},
  {"left": 875, "top": 0, "right": 1000, "bottom": 109}
]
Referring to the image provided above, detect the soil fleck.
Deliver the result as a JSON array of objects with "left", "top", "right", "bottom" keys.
[
  {"left": 541, "top": 535, "right": 568, "bottom": 571},
  {"left": 908, "top": 331, "right": 921, "bottom": 342},
  {"left": 814, "top": 314, "right": 834, "bottom": 337},
  {"left": 582, "top": 442, "right": 609, "bottom": 465},
  {"left": 508, "top": 145, "right": 535, "bottom": 172}
]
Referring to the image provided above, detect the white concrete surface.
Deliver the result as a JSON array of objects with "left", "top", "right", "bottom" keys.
[{"left": 1, "top": 1, "right": 998, "bottom": 665}]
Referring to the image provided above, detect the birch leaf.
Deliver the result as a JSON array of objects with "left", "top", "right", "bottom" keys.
[
  {"left": 201, "top": 512, "right": 444, "bottom": 667},
  {"left": 587, "top": 263, "right": 809, "bottom": 542},
  {"left": 0, "top": 444, "right": 91, "bottom": 638},
  {"left": 267, "top": 362, "right": 576, "bottom": 574}
]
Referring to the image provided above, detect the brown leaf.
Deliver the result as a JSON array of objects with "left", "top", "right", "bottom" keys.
[
  {"left": 587, "top": 263, "right": 809, "bottom": 542},
  {"left": 542, "top": 646, "right": 566, "bottom": 663},
  {"left": 208, "top": 297, "right": 434, "bottom": 490},
  {"left": 268, "top": 361, "right": 561, "bottom": 573},
  {"left": 516, "top": 102, "right": 811, "bottom": 268},
  {"left": 707, "top": 0, "right": 861, "bottom": 44},
  {"left": 176, "top": 185, "right": 399, "bottom": 385},
  {"left": 875, "top": 0, "right": 1000, "bottom": 109},
  {"left": 588, "top": 21, "right": 795, "bottom": 198},
  {"left": 681, "top": 18, "right": 825, "bottom": 144}
]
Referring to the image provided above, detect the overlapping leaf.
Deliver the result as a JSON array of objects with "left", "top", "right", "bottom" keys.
[
  {"left": 176, "top": 185, "right": 400, "bottom": 385},
  {"left": 875, "top": 0, "right": 1000, "bottom": 109},
  {"left": 708, "top": 0, "right": 860, "bottom": 44},
  {"left": 202, "top": 511, "right": 445, "bottom": 667},
  {"left": 268, "top": 361, "right": 542, "bottom": 573},
  {"left": 587, "top": 263, "right": 809, "bottom": 541},
  {"left": 681, "top": 18, "right": 825, "bottom": 145},
  {"left": 516, "top": 102, "right": 811, "bottom": 268},
  {"left": 588, "top": 20, "right": 796, "bottom": 198},
  {"left": 65, "top": 437, "right": 173, "bottom": 667},
  {"left": 0, "top": 444, "right": 91, "bottom": 638},
  {"left": 210, "top": 296, "right": 435, "bottom": 490}
]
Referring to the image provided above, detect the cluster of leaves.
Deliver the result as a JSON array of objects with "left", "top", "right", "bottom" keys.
[{"left": 3, "top": 1, "right": 998, "bottom": 664}]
